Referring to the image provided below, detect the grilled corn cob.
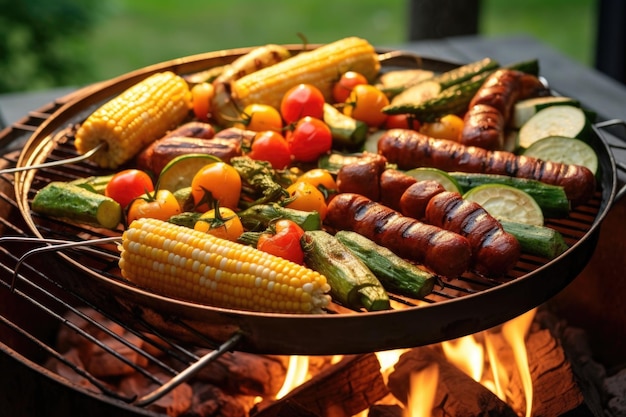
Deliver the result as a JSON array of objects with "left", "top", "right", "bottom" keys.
[
  {"left": 212, "top": 37, "right": 381, "bottom": 126},
  {"left": 75, "top": 71, "right": 191, "bottom": 169},
  {"left": 119, "top": 218, "right": 331, "bottom": 314}
]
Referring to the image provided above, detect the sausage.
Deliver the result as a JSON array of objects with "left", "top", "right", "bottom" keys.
[
  {"left": 135, "top": 136, "right": 242, "bottom": 175},
  {"left": 399, "top": 180, "right": 446, "bottom": 221},
  {"left": 424, "top": 191, "right": 521, "bottom": 277},
  {"left": 460, "top": 69, "right": 522, "bottom": 150},
  {"left": 379, "top": 168, "right": 417, "bottom": 210},
  {"left": 459, "top": 69, "right": 549, "bottom": 150},
  {"left": 163, "top": 121, "right": 216, "bottom": 140},
  {"left": 336, "top": 153, "right": 387, "bottom": 201},
  {"left": 325, "top": 193, "right": 472, "bottom": 278},
  {"left": 377, "top": 129, "right": 595, "bottom": 204}
]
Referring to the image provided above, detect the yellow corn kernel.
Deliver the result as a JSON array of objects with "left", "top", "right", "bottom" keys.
[
  {"left": 119, "top": 218, "right": 331, "bottom": 314},
  {"left": 212, "top": 37, "right": 380, "bottom": 126},
  {"left": 74, "top": 71, "right": 191, "bottom": 169}
]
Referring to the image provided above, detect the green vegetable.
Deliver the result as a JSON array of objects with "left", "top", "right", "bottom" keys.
[
  {"left": 301, "top": 230, "right": 390, "bottom": 311},
  {"left": 69, "top": 174, "right": 114, "bottom": 195},
  {"left": 376, "top": 68, "right": 435, "bottom": 96},
  {"left": 522, "top": 136, "right": 599, "bottom": 176},
  {"left": 518, "top": 105, "right": 591, "bottom": 149},
  {"left": 512, "top": 96, "right": 581, "bottom": 129},
  {"left": 335, "top": 230, "right": 436, "bottom": 299},
  {"left": 230, "top": 156, "right": 289, "bottom": 207},
  {"left": 317, "top": 151, "right": 386, "bottom": 175},
  {"left": 167, "top": 211, "right": 202, "bottom": 228},
  {"left": 323, "top": 103, "right": 369, "bottom": 150},
  {"left": 31, "top": 182, "right": 121, "bottom": 229},
  {"left": 450, "top": 172, "right": 570, "bottom": 218},
  {"left": 499, "top": 220, "right": 569, "bottom": 259},
  {"left": 237, "top": 203, "right": 321, "bottom": 232},
  {"left": 428, "top": 57, "right": 500, "bottom": 89}
]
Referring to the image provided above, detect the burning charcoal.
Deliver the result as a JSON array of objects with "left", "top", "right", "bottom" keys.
[
  {"left": 84, "top": 332, "right": 149, "bottom": 378},
  {"left": 119, "top": 370, "right": 193, "bottom": 417},
  {"left": 183, "top": 382, "right": 252, "bottom": 417}
]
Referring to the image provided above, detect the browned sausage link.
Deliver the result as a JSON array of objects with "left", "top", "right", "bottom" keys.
[
  {"left": 459, "top": 69, "right": 522, "bottom": 150},
  {"left": 425, "top": 191, "right": 521, "bottom": 277},
  {"left": 336, "top": 153, "right": 387, "bottom": 201},
  {"left": 399, "top": 180, "right": 445, "bottom": 221},
  {"left": 325, "top": 193, "right": 472, "bottom": 278},
  {"left": 460, "top": 104, "right": 505, "bottom": 150},
  {"left": 518, "top": 73, "right": 551, "bottom": 100},
  {"left": 377, "top": 129, "right": 596, "bottom": 203},
  {"left": 163, "top": 121, "right": 216, "bottom": 140},
  {"left": 379, "top": 168, "right": 417, "bottom": 210}
]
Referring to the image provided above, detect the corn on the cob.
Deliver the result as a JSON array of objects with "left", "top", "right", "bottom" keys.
[
  {"left": 119, "top": 218, "right": 331, "bottom": 314},
  {"left": 75, "top": 71, "right": 191, "bottom": 169},
  {"left": 212, "top": 37, "right": 380, "bottom": 126}
]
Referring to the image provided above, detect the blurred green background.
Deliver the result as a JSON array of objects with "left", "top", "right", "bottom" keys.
[{"left": 0, "top": 0, "right": 596, "bottom": 93}]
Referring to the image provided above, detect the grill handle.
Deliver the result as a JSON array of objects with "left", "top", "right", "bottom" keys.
[{"left": 595, "top": 118, "right": 626, "bottom": 201}]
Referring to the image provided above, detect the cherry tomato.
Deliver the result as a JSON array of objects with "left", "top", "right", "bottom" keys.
[
  {"left": 194, "top": 207, "right": 244, "bottom": 241},
  {"left": 384, "top": 114, "right": 421, "bottom": 130},
  {"left": 343, "top": 84, "right": 390, "bottom": 128},
  {"left": 257, "top": 219, "right": 305, "bottom": 264},
  {"left": 248, "top": 130, "right": 292, "bottom": 169},
  {"left": 127, "top": 189, "right": 181, "bottom": 223},
  {"left": 234, "top": 103, "right": 283, "bottom": 132},
  {"left": 420, "top": 114, "right": 464, "bottom": 141},
  {"left": 105, "top": 169, "right": 154, "bottom": 208},
  {"left": 191, "top": 162, "right": 242, "bottom": 212},
  {"left": 296, "top": 168, "right": 337, "bottom": 200},
  {"left": 332, "top": 71, "right": 369, "bottom": 103},
  {"left": 280, "top": 84, "right": 325, "bottom": 125},
  {"left": 285, "top": 116, "right": 332, "bottom": 163},
  {"left": 191, "top": 82, "right": 215, "bottom": 122},
  {"left": 285, "top": 181, "right": 327, "bottom": 220}
]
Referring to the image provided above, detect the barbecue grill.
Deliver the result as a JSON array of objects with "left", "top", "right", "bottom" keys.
[{"left": 1, "top": 44, "right": 625, "bottom": 416}]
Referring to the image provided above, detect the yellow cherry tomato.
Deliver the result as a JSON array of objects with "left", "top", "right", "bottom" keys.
[
  {"left": 296, "top": 168, "right": 337, "bottom": 200},
  {"left": 194, "top": 207, "right": 244, "bottom": 241},
  {"left": 285, "top": 181, "right": 328, "bottom": 220},
  {"left": 127, "top": 189, "right": 181, "bottom": 223},
  {"left": 234, "top": 103, "right": 283, "bottom": 132},
  {"left": 191, "top": 82, "right": 215, "bottom": 122},
  {"left": 191, "top": 162, "right": 242, "bottom": 212},
  {"left": 343, "top": 84, "right": 389, "bottom": 128},
  {"left": 420, "top": 114, "right": 465, "bottom": 141}
]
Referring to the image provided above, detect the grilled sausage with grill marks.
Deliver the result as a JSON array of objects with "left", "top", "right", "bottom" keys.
[
  {"left": 377, "top": 129, "right": 595, "bottom": 204},
  {"left": 424, "top": 191, "right": 521, "bottom": 277},
  {"left": 336, "top": 153, "right": 387, "bottom": 201},
  {"left": 399, "top": 180, "right": 446, "bottom": 221},
  {"left": 460, "top": 69, "right": 548, "bottom": 150},
  {"left": 325, "top": 193, "right": 472, "bottom": 278},
  {"left": 379, "top": 168, "right": 417, "bottom": 210}
]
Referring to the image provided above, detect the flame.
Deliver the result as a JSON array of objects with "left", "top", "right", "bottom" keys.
[
  {"left": 502, "top": 308, "right": 537, "bottom": 417},
  {"left": 405, "top": 364, "right": 439, "bottom": 417},
  {"left": 275, "top": 355, "right": 310, "bottom": 399},
  {"left": 441, "top": 334, "right": 484, "bottom": 382}
]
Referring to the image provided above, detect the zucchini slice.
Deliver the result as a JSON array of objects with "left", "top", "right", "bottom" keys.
[
  {"left": 518, "top": 105, "right": 589, "bottom": 149},
  {"left": 512, "top": 96, "right": 580, "bottom": 129},
  {"left": 463, "top": 184, "right": 544, "bottom": 226},
  {"left": 522, "top": 136, "right": 599, "bottom": 175}
]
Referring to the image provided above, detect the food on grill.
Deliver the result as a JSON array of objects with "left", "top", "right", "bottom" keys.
[
  {"left": 377, "top": 129, "right": 596, "bottom": 204},
  {"left": 161, "top": 121, "right": 216, "bottom": 140},
  {"left": 324, "top": 193, "right": 472, "bottom": 278},
  {"left": 424, "top": 191, "right": 521, "bottom": 277},
  {"left": 334, "top": 230, "right": 436, "bottom": 299},
  {"left": 400, "top": 180, "right": 446, "bottom": 220},
  {"left": 119, "top": 217, "right": 331, "bottom": 314},
  {"left": 211, "top": 37, "right": 380, "bottom": 126},
  {"left": 518, "top": 105, "right": 590, "bottom": 149},
  {"left": 522, "top": 136, "right": 599, "bottom": 175},
  {"left": 450, "top": 173, "right": 570, "bottom": 218},
  {"left": 404, "top": 167, "right": 462, "bottom": 193},
  {"left": 498, "top": 220, "right": 568, "bottom": 259},
  {"left": 301, "top": 230, "right": 390, "bottom": 311},
  {"left": 323, "top": 103, "right": 368, "bottom": 150},
  {"left": 74, "top": 71, "right": 191, "bottom": 169},
  {"left": 156, "top": 153, "right": 222, "bottom": 192},
  {"left": 31, "top": 182, "right": 121, "bottom": 229},
  {"left": 463, "top": 184, "right": 545, "bottom": 226},
  {"left": 336, "top": 152, "right": 387, "bottom": 201},
  {"left": 212, "top": 44, "right": 292, "bottom": 86},
  {"left": 237, "top": 203, "right": 322, "bottom": 232},
  {"left": 379, "top": 168, "right": 418, "bottom": 210},
  {"left": 459, "top": 69, "right": 548, "bottom": 149},
  {"left": 512, "top": 96, "right": 580, "bottom": 128}
]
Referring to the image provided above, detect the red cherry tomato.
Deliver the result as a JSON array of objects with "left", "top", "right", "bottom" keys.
[
  {"left": 105, "top": 169, "right": 154, "bottom": 208},
  {"left": 280, "top": 84, "right": 325, "bottom": 124},
  {"left": 332, "top": 71, "right": 368, "bottom": 103},
  {"left": 248, "top": 130, "right": 292, "bottom": 169},
  {"left": 256, "top": 219, "right": 305, "bottom": 264},
  {"left": 286, "top": 116, "right": 333, "bottom": 163},
  {"left": 127, "top": 189, "right": 181, "bottom": 223},
  {"left": 384, "top": 114, "right": 421, "bottom": 130}
]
